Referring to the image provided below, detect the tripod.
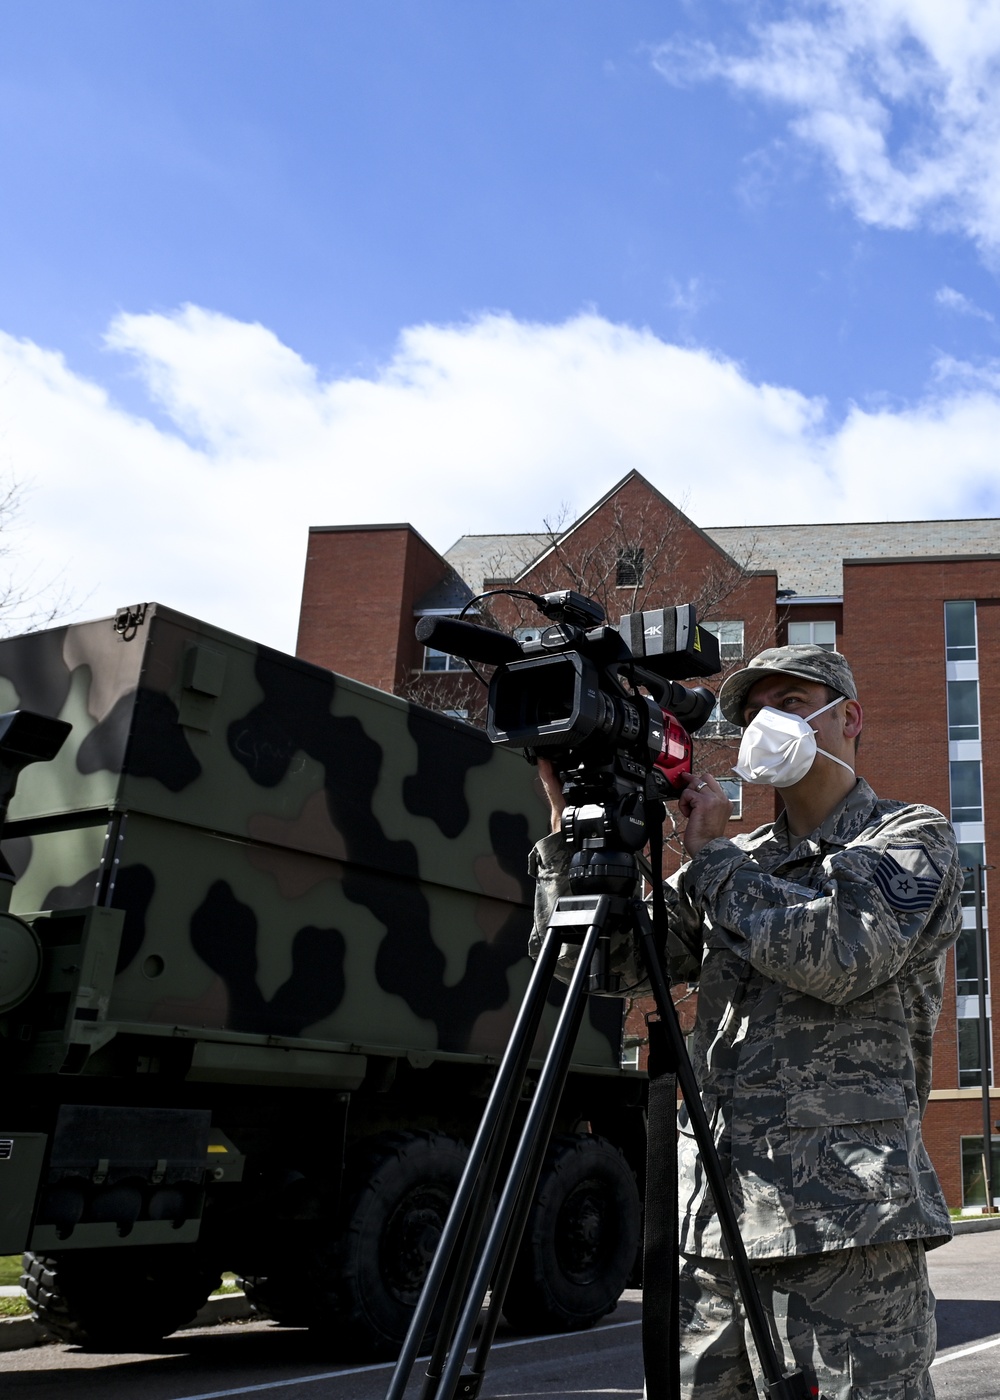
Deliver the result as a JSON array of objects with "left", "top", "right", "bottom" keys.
[{"left": 385, "top": 807, "right": 810, "bottom": 1400}]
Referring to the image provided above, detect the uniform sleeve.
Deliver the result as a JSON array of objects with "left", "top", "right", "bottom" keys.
[
  {"left": 527, "top": 831, "right": 573, "bottom": 962},
  {"left": 681, "top": 808, "right": 963, "bottom": 1005}
]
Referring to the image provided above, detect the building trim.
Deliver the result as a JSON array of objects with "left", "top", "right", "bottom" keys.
[
  {"left": 309, "top": 523, "right": 414, "bottom": 533},
  {"left": 307, "top": 521, "right": 442, "bottom": 559},
  {"left": 929, "top": 1088, "right": 1000, "bottom": 1101},
  {"left": 843, "top": 553, "right": 1000, "bottom": 568},
  {"left": 783, "top": 596, "right": 843, "bottom": 605}
]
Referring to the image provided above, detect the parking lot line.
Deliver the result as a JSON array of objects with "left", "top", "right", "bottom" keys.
[
  {"left": 931, "top": 1334, "right": 1000, "bottom": 1367},
  {"left": 170, "top": 1319, "right": 642, "bottom": 1400}
]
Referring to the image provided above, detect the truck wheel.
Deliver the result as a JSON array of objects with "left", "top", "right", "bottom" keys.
[
  {"left": 501, "top": 1134, "right": 640, "bottom": 1334},
  {"left": 22, "top": 1248, "right": 221, "bottom": 1349},
  {"left": 240, "top": 1131, "right": 469, "bottom": 1358},
  {"left": 334, "top": 1130, "right": 469, "bottom": 1358}
]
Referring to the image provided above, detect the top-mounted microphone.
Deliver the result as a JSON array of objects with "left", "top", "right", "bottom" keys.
[{"left": 414, "top": 616, "right": 523, "bottom": 667}]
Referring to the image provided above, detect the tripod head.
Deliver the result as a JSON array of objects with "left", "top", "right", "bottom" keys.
[{"left": 555, "top": 773, "right": 668, "bottom": 995}]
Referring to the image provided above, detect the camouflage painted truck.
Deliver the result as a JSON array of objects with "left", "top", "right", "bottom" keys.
[{"left": 0, "top": 604, "right": 645, "bottom": 1354}]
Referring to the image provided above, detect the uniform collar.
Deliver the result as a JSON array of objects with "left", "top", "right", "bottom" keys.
[{"left": 746, "top": 778, "right": 880, "bottom": 859}]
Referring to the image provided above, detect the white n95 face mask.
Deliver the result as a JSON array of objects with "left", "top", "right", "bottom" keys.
[{"left": 733, "top": 697, "right": 855, "bottom": 788}]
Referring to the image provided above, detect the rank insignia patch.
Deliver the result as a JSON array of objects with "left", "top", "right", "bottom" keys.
[{"left": 873, "top": 844, "right": 944, "bottom": 912}]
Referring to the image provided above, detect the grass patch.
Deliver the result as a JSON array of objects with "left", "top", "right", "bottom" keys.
[
  {"left": 0, "top": 1257, "right": 22, "bottom": 1288},
  {"left": 0, "top": 1297, "right": 30, "bottom": 1318},
  {"left": 211, "top": 1273, "right": 242, "bottom": 1297}
]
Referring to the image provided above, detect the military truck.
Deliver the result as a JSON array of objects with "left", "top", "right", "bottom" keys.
[{"left": 0, "top": 604, "right": 644, "bottom": 1354}]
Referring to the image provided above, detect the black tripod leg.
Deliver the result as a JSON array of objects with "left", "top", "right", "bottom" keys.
[
  {"left": 634, "top": 902, "right": 811, "bottom": 1400},
  {"left": 468, "top": 913, "right": 608, "bottom": 1376},
  {"left": 385, "top": 924, "right": 566, "bottom": 1400},
  {"left": 433, "top": 903, "right": 607, "bottom": 1400}
]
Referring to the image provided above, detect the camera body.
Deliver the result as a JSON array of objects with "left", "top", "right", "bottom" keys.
[{"left": 416, "top": 589, "right": 720, "bottom": 807}]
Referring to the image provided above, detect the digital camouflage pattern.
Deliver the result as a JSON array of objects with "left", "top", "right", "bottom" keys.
[
  {"left": 718, "top": 644, "right": 859, "bottom": 727},
  {"left": 0, "top": 603, "right": 624, "bottom": 1075},
  {"left": 675, "top": 1240, "right": 936, "bottom": 1399},
  {"left": 532, "top": 776, "right": 962, "bottom": 1260}
]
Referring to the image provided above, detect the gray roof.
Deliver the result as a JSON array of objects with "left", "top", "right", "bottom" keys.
[
  {"left": 705, "top": 518, "right": 1000, "bottom": 596},
  {"left": 414, "top": 567, "right": 476, "bottom": 613},
  {"left": 446, "top": 518, "right": 1000, "bottom": 600},
  {"left": 444, "top": 533, "right": 550, "bottom": 594}
]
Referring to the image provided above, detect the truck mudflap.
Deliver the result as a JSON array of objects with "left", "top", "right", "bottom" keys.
[{"left": 28, "top": 1104, "right": 216, "bottom": 1252}]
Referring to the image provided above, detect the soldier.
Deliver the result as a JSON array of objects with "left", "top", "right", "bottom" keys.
[{"left": 531, "top": 645, "right": 962, "bottom": 1399}]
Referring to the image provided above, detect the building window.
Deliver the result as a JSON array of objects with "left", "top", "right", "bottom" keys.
[
  {"left": 945, "top": 600, "right": 978, "bottom": 661},
  {"left": 948, "top": 680, "right": 981, "bottom": 741},
  {"left": 701, "top": 620, "right": 745, "bottom": 663},
  {"left": 621, "top": 1041, "right": 641, "bottom": 1070},
  {"left": 787, "top": 620, "right": 837, "bottom": 650},
  {"left": 423, "top": 648, "right": 470, "bottom": 672},
  {"left": 958, "top": 1019, "right": 993, "bottom": 1088},
  {"left": 513, "top": 626, "right": 543, "bottom": 645},
  {"left": 958, "top": 843, "right": 988, "bottom": 910},
  {"left": 443, "top": 708, "right": 470, "bottom": 721},
  {"left": 718, "top": 778, "right": 742, "bottom": 819},
  {"left": 616, "top": 546, "right": 645, "bottom": 586},
  {"left": 961, "top": 1135, "right": 1000, "bottom": 1208},
  {"left": 950, "top": 761, "right": 984, "bottom": 823},
  {"left": 699, "top": 696, "right": 740, "bottom": 738},
  {"left": 956, "top": 929, "right": 989, "bottom": 998}
]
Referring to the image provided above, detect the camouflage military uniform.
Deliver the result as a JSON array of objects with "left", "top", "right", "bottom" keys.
[{"left": 530, "top": 777, "right": 962, "bottom": 1398}]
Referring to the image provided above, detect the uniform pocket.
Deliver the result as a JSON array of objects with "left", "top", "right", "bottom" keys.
[{"left": 785, "top": 1080, "right": 912, "bottom": 1206}]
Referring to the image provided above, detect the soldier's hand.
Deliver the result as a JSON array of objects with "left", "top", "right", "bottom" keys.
[
  {"left": 678, "top": 771, "right": 732, "bottom": 859},
  {"left": 536, "top": 757, "right": 566, "bottom": 834}
]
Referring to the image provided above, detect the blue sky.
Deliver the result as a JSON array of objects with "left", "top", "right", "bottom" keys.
[{"left": 2, "top": 1, "right": 1000, "bottom": 647}]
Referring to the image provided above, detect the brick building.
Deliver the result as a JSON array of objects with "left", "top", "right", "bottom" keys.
[{"left": 296, "top": 471, "right": 1000, "bottom": 1210}]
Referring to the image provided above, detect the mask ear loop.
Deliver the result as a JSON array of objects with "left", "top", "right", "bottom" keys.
[
  {"left": 807, "top": 694, "right": 857, "bottom": 775},
  {"left": 804, "top": 695, "right": 845, "bottom": 723}
]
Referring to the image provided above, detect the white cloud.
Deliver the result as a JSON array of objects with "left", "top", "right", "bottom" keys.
[
  {"left": 0, "top": 304, "right": 998, "bottom": 652},
  {"left": 935, "top": 285, "right": 994, "bottom": 321},
  {"left": 667, "top": 276, "right": 711, "bottom": 318},
  {"left": 653, "top": 1, "right": 1000, "bottom": 257}
]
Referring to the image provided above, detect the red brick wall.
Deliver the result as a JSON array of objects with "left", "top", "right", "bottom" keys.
[
  {"left": 923, "top": 1095, "right": 1000, "bottom": 1207},
  {"left": 296, "top": 525, "right": 449, "bottom": 690},
  {"left": 844, "top": 557, "right": 1000, "bottom": 1204}
]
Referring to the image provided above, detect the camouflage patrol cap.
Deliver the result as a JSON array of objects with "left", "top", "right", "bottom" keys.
[{"left": 718, "top": 644, "right": 858, "bottom": 726}]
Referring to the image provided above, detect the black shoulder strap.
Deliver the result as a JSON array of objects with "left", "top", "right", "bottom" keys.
[{"left": 640, "top": 810, "right": 681, "bottom": 1400}]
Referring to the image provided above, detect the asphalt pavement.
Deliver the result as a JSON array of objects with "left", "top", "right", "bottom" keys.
[{"left": 0, "top": 1229, "right": 996, "bottom": 1399}]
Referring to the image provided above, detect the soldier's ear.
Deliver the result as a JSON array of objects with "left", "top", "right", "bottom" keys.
[{"left": 843, "top": 700, "right": 863, "bottom": 739}]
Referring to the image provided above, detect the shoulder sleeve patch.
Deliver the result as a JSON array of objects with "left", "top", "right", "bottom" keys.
[{"left": 873, "top": 843, "right": 944, "bottom": 912}]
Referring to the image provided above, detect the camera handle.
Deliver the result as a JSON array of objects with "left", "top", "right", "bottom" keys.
[{"left": 384, "top": 852, "right": 810, "bottom": 1400}]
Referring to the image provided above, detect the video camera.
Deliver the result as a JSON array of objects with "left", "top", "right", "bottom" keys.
[{"left": 415, "top": 589, "right": 720, "bottom": 839}]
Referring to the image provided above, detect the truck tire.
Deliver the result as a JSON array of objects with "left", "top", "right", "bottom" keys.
[
  {"left": 22, "top": 1248, "right": 221, "bottom": 1349},
  {"left": 243, "top": 1131, "right": 469, "bottom": 1359},
  {"left": 335, "top": 1130, "right": 471, "bottom": 1357},
  {"left": 501, "top": 1134, "right": 640, "bottom": 1334}
]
